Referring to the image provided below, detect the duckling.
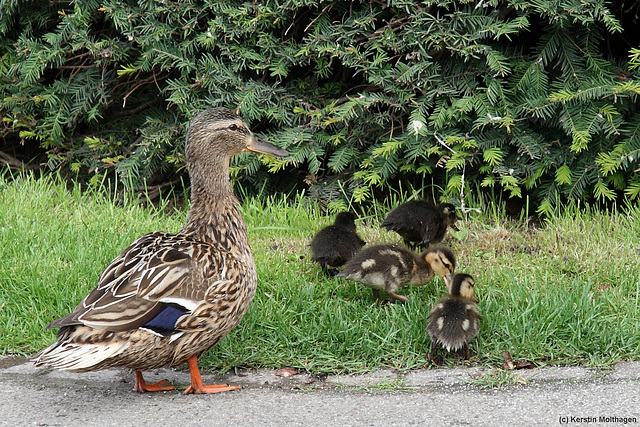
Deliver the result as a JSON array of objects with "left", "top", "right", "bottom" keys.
[
  {"left": 33, "top": 108, "right": 288, "bottom": 394},
  {"left": 310, "top": 212, "right": 366, "bottom": 276},
  {"left": 336, "top": 244, "right": 456, "bottom": 303},
  {"left": 380, "top": 201, "right": 459, "bottom": 250},
  {"left": 427, "top": 273, "right": 480, "bottom": 364}
]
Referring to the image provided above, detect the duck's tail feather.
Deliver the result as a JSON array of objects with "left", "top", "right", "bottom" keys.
[{"left": 33, "top": 327, "right": 128, "bottom": 372}]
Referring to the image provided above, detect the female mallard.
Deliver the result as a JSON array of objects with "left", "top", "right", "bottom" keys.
[
  {"left": 336, "top": 244, "right": 456, "bottom": 303},
  {"left": 380, "top": 201, "right": 459, "bottom": 250},
  {"left": 33, "top": 108, "right": 288, "bottom": 394},
  {"left": 427, "top": 273, "right": 480, "bottom": 363},
  {"left": 310, "top": 212, "right": 366, "bottom": 276}
]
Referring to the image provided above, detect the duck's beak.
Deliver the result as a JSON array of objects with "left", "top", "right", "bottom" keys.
[
  {"left": 443, "top": 273, "right": 453, "bottom": 289},
  {"left": 470, "top": 296, "right": 479, "bottom": 303},
  {"left": 245, "top": 134, "right": 289, "bottom": 157},
  {"left": 450, "top": 224, "right": 460, "bottom": 231}
]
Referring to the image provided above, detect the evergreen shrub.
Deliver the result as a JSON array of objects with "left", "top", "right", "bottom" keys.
[{"left": 1, "top": 0, "right": 639, "bottom": 214}]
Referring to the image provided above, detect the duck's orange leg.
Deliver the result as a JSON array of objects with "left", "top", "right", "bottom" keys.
[
  {"left": 134, "top": 370, "right": 175, "bottom": 393},
  {"left": 183, "top": 355, "right": 242, "bottom": 394}
]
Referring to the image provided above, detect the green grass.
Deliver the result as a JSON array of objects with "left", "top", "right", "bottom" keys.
[{"left": 1, "top": 173, "right": 639, "bottom": 374}]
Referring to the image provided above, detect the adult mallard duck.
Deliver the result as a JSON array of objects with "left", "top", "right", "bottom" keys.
[
  {"left": 380, "top": 201, "right": 459, "bottom": 250},
  {"left": 310, "top": 212, "right": 366, "bottom": 276},
  {"left": 33, "top": 108, "right": 288, "bottom": 394},
  {"left": 427, "top": 273, "right": 480, "bottom": 364},
  {"left": 336, "top": 244, "right": 456, "bottom": 303}
]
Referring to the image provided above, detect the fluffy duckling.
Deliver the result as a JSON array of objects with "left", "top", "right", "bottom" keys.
[
  {"left": 336, "top": 244, "right": 456, "bottom": 303},
  {"left": 427, "top": 273, "right": 480, "bottom": 363},
  {"left": 310, "top": 212, "right": 366, "bottom": 276},
  {"left": 380, "top": 201, "right": 459, "bottom": 250},
  {"left": 33, "top": 108, "right": 288, "bottom": 394}
]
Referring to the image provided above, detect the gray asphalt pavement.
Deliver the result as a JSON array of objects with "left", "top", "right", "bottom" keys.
[{"left": 1, "top": 357, "right": 639, "bottom": 426}]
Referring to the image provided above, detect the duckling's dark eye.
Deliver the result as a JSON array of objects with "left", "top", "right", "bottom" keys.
[{"left": 228, "top": 124, "right": 238, "bottom": 131}]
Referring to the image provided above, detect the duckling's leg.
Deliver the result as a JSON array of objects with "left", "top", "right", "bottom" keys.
[
  {"left": 183, "top": 355, "right": 242, "bottom": 394},
  {"left": 404, "top": 240, "right": 417, "bottom": 251},
  {"left": 134, "top": 371, "right": 175, "bottom": 392},
  {"left": 428, "top": 342, "right": 443, "bottom": 366},
  {"left": 456, "top": 344, "right": 473, "bottom": 360},
  {"left": 387, "top": 291, "right": 409, "bottom": 304}
]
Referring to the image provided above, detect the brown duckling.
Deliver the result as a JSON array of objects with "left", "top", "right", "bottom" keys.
[
  {"left": 336, "top": 244, "right": 456, "bottom": 303},
  {"left": 310, "top": 212, "right": 366, "bottom": 276},
  {"left": 33, "top": 108, "right": 288, "bottom": 394},
  {"left": 380, "top": 201, "right": 459, "bottom": 250},
  {"left": 427, "top": 273, "right": 480, "bottom": 364}
]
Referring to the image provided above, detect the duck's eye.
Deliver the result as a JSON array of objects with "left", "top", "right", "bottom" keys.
[{"left": 229, "top": 124, "right": 238, "bottom": 131}]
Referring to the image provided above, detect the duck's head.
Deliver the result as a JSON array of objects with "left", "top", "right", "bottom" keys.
[
  {"left": 423, "top": 246, "right": 456, "bottom": 283},
  {"left": 334, "top": 212, "right": 356, "bottom": 228},
  {"left": 439, "top": 203, "right": 459, "bottom": 231},
  {"left": 447, "top": 273, "right": 478, "bottom": 302},
  {"left": 185, "top": 108, "right": 288, "bottom": 165}
]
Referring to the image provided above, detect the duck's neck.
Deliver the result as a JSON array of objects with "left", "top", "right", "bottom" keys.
[
  {"left": 449, "top": 281, "right": 462, "bottom": 298},
  {"left": 409, "top": 255, "right": 432, "bottom": 285},
  {"left": 180, "top": 168, "right": 251, "bottom": 259}
]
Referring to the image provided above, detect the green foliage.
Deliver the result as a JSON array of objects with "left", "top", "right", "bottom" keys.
[
  {"left": 1, "top": 0, "right": 639, "bottom": 212},
  {"left": 3, "top": 174, "right": 640, "bottom": 370}
]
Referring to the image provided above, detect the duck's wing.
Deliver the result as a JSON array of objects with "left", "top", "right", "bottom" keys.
[{"left": 47, "top": 231, "right": 227, "bottom": 334}]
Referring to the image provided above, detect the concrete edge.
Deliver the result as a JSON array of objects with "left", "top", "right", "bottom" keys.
[{"left": 2, "top": 356, "right": 639, "bottom": 392}]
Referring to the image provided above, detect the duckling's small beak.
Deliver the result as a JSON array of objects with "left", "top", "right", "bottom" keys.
[
  {"left": 471, "top": 296, "right": 479, "bottom": 303},
  {"left": 450, "top": 224, "right": 460, "bottom": 231},
  {"left": 443, "top": 273, "right": 453, "bottom": 288},
  {"left": 245, "top": 135, "right": 289, "bottom": 157}
]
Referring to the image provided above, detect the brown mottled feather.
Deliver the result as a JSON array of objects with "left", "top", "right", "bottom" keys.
[
  {"left": 34, "top": 108, "right": 288, "bottom": 376},
  {"left": 336, "top": 244, "right": 456, "bottom": 303}
]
